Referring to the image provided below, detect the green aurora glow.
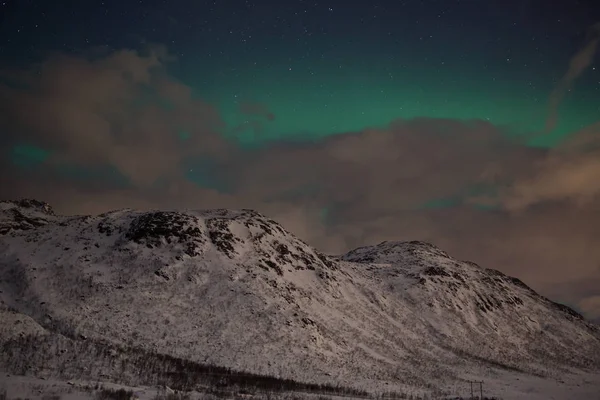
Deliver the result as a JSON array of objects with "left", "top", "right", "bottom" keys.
[{"left": 195, "top": 63, "right": 598, "bottom": 148}]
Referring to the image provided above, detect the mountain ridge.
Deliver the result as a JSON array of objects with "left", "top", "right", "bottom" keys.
[{"left": 0, "top": 199, "right": 599, "bottom": 398}]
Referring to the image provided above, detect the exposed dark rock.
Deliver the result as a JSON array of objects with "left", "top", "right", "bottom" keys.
[
  {"left": 126, "top": 212, "right": 205, "bottom": 257},
  {"left": 0, "top": 199, "right": 56, "bottom": 235},
  {"left": 423, "top": 266, "right": 450, "bottom": 277},
  {"left": 206, "top": 218, "right": 239, "bottom": 258},
  {"left": 547, "top": 300, "right": 584, "bottom": 320}
]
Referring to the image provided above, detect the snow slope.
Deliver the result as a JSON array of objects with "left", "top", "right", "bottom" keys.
[{"left": 0, "top": 200, "right": 599, "bottom": 398}]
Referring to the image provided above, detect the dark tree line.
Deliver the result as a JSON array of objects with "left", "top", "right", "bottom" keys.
[{"left": 0, "top": 334, "right": 372, "bottom": 397}]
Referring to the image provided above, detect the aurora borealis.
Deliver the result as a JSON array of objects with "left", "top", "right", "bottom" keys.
[
  {"left": 165, "top": 3, "right": 600, "bottom": 148},
  {"left": 3, "top": 0, "right": 600, "bottom": 148},
  {"left": 1, "top": 0, "right": 600, "bottom": 321}
]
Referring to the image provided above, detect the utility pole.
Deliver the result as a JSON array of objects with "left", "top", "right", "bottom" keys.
[{"left": 468, "top": 380, "right": 484, "bottom": 399}]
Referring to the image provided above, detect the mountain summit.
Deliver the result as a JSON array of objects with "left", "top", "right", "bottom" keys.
[
  {"left": 0, "top": 199, "right": 56, "bottom": 235},
  {"left": 0, "top": 200, "right": 598, "bottom": 398}
]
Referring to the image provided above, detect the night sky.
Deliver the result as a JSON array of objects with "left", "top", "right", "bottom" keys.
[{"left": 1, "top": 0, "right": 600, "bottom": 321}]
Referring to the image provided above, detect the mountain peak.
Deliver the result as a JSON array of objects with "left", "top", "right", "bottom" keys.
[
  {"left": 0, "top": 198, "right": 57, "bottom": 235},
  {"left": 3, "top": 204, "right": 338, "bottom": 281},
  {"left": 0, "top": 198, "right": 55, "bottom": 215},
  {"left": 341, "top": 239, "right": 451, "bottom": 264}
]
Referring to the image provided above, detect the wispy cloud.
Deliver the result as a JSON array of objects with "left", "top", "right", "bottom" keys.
[{"left": 546, "top": 22, "right": 600, "bottom": 133}]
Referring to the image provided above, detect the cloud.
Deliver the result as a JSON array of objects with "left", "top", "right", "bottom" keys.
[
  {"left": 235, "top": 119, "right": 537, "bottom": 213},
  {"left": 546, "top": 22, "right": 600, "bottom": 133},
  {"left": 227, "top": 101, "right": 277, "bottom": 141},
  {"left": 1, "top": 46, "right": 600, "bottom": 321},
  {"left": 239, "top": 101, "right": 275, "bottom": 121},
  {"left": 578, "top": 295, "right": 600, "bottom": 322},
  {"left": 0, "top": 44, "right": 225, "bottom": 187},
  {"left": 502, "top": 121, "right": 600, "bottom": 210}
]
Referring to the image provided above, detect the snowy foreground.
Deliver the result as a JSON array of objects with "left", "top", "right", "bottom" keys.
[{"left": 0, "top": 200, "right": 599, "bottom": 400}]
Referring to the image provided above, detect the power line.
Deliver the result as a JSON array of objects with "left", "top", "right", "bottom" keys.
[{"left": 467, "top": 380, "right": 484, "bottom": 399}]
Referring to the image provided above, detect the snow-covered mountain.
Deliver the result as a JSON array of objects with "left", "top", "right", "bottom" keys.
[
  {"left": 0, "top": 199, "right": 57, "bottom": 235},
  {"left": 0, "top": 199, "right": 599, "bottom": 399}
]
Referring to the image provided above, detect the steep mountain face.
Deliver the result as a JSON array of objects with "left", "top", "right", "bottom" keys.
[
  {"left": 342, "top": 241, "right": 599, "bottom": 371},
  {"left": 0, "top": 200, "right": 599, "bottom": 396},
  {"left": 0, "top": 205, "right": 350, "bottom": 381}
]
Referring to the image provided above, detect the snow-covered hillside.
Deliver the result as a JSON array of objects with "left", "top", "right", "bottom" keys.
[{"left": 0, "top": 199, "right": 599, "bottom": 399}]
